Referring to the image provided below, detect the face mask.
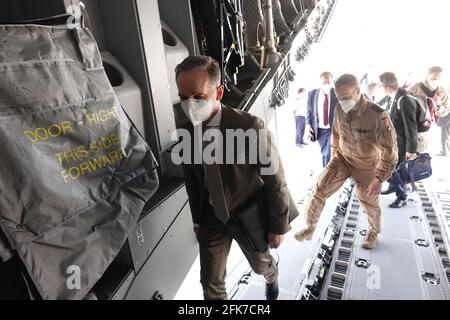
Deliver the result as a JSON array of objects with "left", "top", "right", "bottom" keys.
[
  {"left": 340, "top": 100, "right": 357, "bottom": 113},
  {"left": 181, "top": 96, "right": 215, "bottom": 126},
  {"left": 427, "top": 80, "right": 439, "bottom": 89},
  {"left": 322, "top": 84, "right": 332, "bottom": 92}
]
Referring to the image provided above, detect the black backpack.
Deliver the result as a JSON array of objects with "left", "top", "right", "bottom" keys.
[{"left": 398, "top": 93, "right": 437, "bottom": 133}]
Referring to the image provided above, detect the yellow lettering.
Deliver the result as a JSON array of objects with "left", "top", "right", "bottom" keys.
[
  {"left": 109, "top": 150, "right": 120, "bottom": 163},
  {"left": 100, "top": 136, "right": 112, "bottom": 149},
  {"left": 24, "top": 121, "right": 74, "bottom": 143},
  {"left": 99, "top": 110, "right": 108, "bottom": 122},
  {"left": 77, "top": 146, "right": 88, "bottom": 159},
  {"left": 47, "top": 124, "right": 62, "bottom": 138},
  {"left": 88, "top": 157, "right": 103, "bottom": 171},
  {"left": 79, "top": 162, "right": 91, "bottom": 176},
  {"left": 90, "top": 141, "right": 101, "bottom": 153},
  {"left": 35, "top": 128, "right": 49, "bottom": 141},
  {"left": 63, "top": 149, "right": 78, "bottom": 163},
  {"left": 101, "top": 155, "right": 112, "bottom": 167},
  {"left": 107, "top": 107, "right": 118, "bottom": 119},
  {"left": 24, "top": 130, "right": 38, "bottom": 143},
  {"left": 110, "top": 133, "right": 120, "bottom": 146},
  {"left": 55, "top": 153, "right": 64, "bottom": 165},
  {"left": 68, "top": 167, "right": 80, "bottom": 180},
  {"left": 60, "top": 121, "right": 74, "bottom": 135},
  {"left": 86, "top": 113, "right": 98, "bottom": 126},
  {"left": 61, "top": 170, "right": 70, "bottom": 184}
]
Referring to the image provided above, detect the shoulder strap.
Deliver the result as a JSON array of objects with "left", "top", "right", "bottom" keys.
[
  {"left": 397, "top": 96, "right": 403, "bottom": 110},
  {"left": 397, "top": 93, "right": 422, "bottom": 115},
  {"left": 420, "top": 83, "right": 437, "bottom": 98}
]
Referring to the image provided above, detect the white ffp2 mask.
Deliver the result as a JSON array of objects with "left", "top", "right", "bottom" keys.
[
  {"left": 322, "top": 84, "right": 332, "bottom": 92},
  {"left": 427, "top": 80, "right": 439, "bottom": 90},
  {"left": 181, "top": 97, "right": 215, "bottom": 126},
  {"left": 340, "top": 100, "right": 357, "bottom": 113}
]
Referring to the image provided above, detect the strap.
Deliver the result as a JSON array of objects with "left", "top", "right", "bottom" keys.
[
  {"left": 393, "top": 169, "right": 406, "bottom": 193},
  {"left": 397, "top": 96, "right": 403, "bottom": 110},
  {"left": 420, "top": 83, "right": 437, "bottom": 98},
  {"left": 407, "top": 160, "right": 417, "bottom": 191}
]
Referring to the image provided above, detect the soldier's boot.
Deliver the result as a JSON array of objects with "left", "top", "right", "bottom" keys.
[
  {"left": 294, "top": 225, "right": 315, "bottom": 242},
  {"left": 362, "top": 230, "right": 378, "bottom": 249}
]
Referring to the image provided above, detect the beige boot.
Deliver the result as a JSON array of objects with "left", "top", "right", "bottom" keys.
[
  {"left": 294, "top": 226, "right": 315, "bottom": 242},
  {"left": 362, "top": 230, "right": 378, "bottom": 249}
]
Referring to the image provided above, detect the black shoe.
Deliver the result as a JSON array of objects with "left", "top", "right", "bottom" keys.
[
  {"left": 381, "top": 186, "right": 396, "bottom": 195},
  {"left": 389, "top": 198, "right": 407, "bottom": 208},
  {"left": 265, "top": 279, "right": 279, "bottom": 300}
]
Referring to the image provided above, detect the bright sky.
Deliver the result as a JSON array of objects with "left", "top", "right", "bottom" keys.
[{"left": 295, "top": 0, "right": 450, "bottom": 89}]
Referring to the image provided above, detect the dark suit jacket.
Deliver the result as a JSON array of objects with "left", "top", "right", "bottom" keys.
[
  {"left": 307, "top": 88, "right": 337, "bottom": 140},
  {"left": 181, "top": 106, "right": 291, "bottom": 235},
  {"left": 390, "top": 88, "right": 418, "bottom": 161}
]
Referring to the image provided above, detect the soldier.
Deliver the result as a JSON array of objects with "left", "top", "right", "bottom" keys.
[{"left": 295, "top": 74, "right": 398, "bottom": 249}]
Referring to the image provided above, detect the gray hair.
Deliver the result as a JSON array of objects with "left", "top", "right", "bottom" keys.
[
  {"left": 379, "top": 72, "right": 399, "bottom": 90},
  {"left": 175, "top": 55, "right": 221, "bottom": 86}
]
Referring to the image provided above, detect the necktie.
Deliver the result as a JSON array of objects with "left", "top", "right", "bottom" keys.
[
  {"left": 203, "top": 140, "right": 230, "bottom": 224},
  {"left": 386, "top": 96, "right": 392, "bottom": 112},
  {"left": 324, "top": 93, "right": 329, "bottom": 126}
]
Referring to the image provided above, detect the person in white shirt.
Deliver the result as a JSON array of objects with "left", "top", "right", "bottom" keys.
[{"left": 292, "top": 87, "right": 308, "bottom": 147}]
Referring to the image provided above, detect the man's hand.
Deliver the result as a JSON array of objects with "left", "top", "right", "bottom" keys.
[
  {"left": 406, "top": 152, "right": 418, "bottom": 160},
  {"left": 367, "top": 179, "right": 382, "bottom": 197},
  {"left": 268, "top": 233, "right": 284, "bottom": 249}
]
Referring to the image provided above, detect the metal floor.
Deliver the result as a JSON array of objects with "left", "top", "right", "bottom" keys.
[
  {"left": 231, "top": 181, "right": 450, "bottom": 300},
  {"left": 321, "top": 182, "right": 450, "bottom": 300}
]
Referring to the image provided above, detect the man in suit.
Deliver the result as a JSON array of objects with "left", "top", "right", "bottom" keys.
[
  {"left": 175, "top": 56, "right": 292, "bottom": 300},
  {"left": 307, "top": 72, "right": 337, "bottom": 167},
  {"left": 295, "top": 74, "right": 398, "bottom": 249},
  {"left": 379, "top": 72, "right": 418, "bottom": 208}
]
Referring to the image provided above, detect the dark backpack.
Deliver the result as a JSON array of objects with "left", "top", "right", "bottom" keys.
[{"left": 398, "top": 93, "right": 437, "bottom": 133}]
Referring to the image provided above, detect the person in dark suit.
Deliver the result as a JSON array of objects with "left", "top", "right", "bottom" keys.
[
  {"left": 307, "top": 72, "right": 337, "bottom": 167},
  {"left": 379, "top": 72, "right": 418, "bottom": 208},
  {"left": 175, "top": 56, "right": 293, "bottom": 300}
]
